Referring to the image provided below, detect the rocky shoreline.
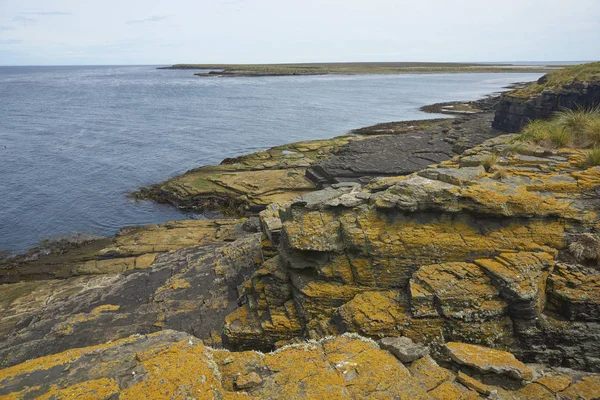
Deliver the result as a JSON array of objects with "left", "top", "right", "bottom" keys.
[
  {"left": 1, "top": 63, "right": 600, "bottom": 399},
  {"left": 132, "top": 95, "right": 503, "bottom": 215}
]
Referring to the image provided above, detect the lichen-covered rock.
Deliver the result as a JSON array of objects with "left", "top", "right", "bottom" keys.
[
  {"left": 410, "top": 262, "right": 508, "bottom": 321},
  {"left": 408, "top": 354, "right": 456, "bottom": 391},
  {"left": 546, "top": 263, "right": 600, "bottom": 321},
  {"left": 445, "top": 342, "right": 534, "bottom": 381},
  {"left": 134, "top": 136, "right": 358, "bottom": 214},
  {"left": 2, "top": 330, "right": 599, "bottom": 399},
  {"left": 0, "top": 234, "right": 262, "bottom": 368},
  {"left": 0, "top": 330, "right": 246, "bottom": 400},
  {"left": 0, "top": 219, "right": 248, "bottom": 283},
  {"left": 223, "top": 132, "right": 600, "bottom": 370},
  {"left": 0, "top": 332, "right": 432, "bottom": 399}
]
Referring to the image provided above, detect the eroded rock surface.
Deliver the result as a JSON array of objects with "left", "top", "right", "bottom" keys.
[
  {"left": 0, "top": 232, "right": 262, "bottom": 368},
  {"left": 0, "top": 219, "right": 248, "bottom": 283},
  {"left": 2, "top": 330, "right": 599, "bottom": 399},
  {"left": 225, "top": 133, "right": 600, "bottom": 372},
  {"left": 134, "top": 136, "right": 358, "bottom": 214}
]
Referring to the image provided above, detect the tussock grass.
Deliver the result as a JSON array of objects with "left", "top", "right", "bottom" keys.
[
  {"left": 547, "top": 125, "right": 572, "bottom": 147},
  {"left": 585, "top": 118, "right": 600, "bottom": 144},
  {"left": 481, "top": 154, "right": 499, "bottom": 171},
  {"left": 586, "top": 146, "right": 600, "bottom": 166},
  {"left": 516, "top": 107, "right": 600, "bottom": 149}
]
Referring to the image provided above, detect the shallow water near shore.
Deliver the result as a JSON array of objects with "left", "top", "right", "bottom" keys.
[{"left": 0, "top": 66, "right": 542, "bottom": 253}]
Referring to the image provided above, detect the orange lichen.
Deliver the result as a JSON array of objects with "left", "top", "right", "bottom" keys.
[
  {"left": 36, "top": 378, "right": 120, "bottom": 400},
  {"left": 120, "top": 340, "right": 247, "bottom": 400}
]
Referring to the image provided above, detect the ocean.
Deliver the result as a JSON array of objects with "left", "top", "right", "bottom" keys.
[{"left": 0, "top": 65, "right": 543, "bottom": 252}]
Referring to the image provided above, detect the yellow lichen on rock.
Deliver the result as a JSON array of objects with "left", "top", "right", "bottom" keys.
[
  {"left": 445, "top": 342, "right": 534, "bottom": 381},
  {"left": 36, "top": 379, "right": 120, "bottom": 400}
]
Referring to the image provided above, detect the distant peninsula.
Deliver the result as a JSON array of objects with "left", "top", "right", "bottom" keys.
[{"left": 158, "top": 61, "right": 560, "bottom": 77}]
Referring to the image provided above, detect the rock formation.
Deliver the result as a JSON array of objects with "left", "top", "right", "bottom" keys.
[
  {"left": 2, "top": 62, "right": 600, "bottom": 398},
  {"left": 225, "top": 133, "right": 600, "bottom": 372},
  {"left": 493, "top": 62, "right": 600, "bottom": 132}
]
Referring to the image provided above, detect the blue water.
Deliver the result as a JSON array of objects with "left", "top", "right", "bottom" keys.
[{"left": 0, "top": 66, "right": 543, "bottom": 253}]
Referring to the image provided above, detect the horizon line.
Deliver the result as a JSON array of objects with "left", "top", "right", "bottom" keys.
[{"left": 0, "top": 60, "right": 597, "bottom": 68}]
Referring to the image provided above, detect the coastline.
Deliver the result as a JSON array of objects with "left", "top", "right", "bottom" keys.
[
  {"left": 132, "top": 93, "right": 504, "bottom": 216},
  {"left": 157, "top": 62, "right": 559, "bottom": 77},
  {"left": 0, "top": 90, "right": 507, "bottom": 275},
  {"left": 2, "top": 63, "right": 600, "bottom": 398}
]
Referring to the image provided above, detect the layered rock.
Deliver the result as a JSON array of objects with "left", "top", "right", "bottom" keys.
[
  {"left": 310, "top": 108, "right": 499, "bottom": 184},
  {"left": 225, "top": 133, "right": 600, "bottom": 371},
  {"left": 493, "top": 62, "right": 600, "bottom": 132},
  {"left": 135, "top": 102, "right": 504, "bottom": 214},
  {"left": 2, "top": 330, "right": 599, "bottom": 399},
  {"left": 133, "top": 136, "right": 358, "bottom": 214},
  {"left": 0, "top": 219, "right": 248, "bottom": 283},
  {"left": 0, "top": 226, "right": 262, "bottom": 368}
]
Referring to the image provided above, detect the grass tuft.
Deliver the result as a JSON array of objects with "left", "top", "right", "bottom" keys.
[
  {"left": 516, "top": 120, "right": 552, "bottom": 142},
  {"left": 481, "top": 154, "right": 499, "bottom": 171},
  {"left": 586, "top": 146, "right": 600, "bottom": 166},
  {"left": 584, "top": 117, "right": 600, "bottom": 146},
  {"left": 554, "top": 107, "right": 600, "bottom": 138},
  {"left": 547, "top": 125, "right": 572, "bottom": 148},
  {"left": 516, "top": 107, "right": 600, "bottom": 150}
]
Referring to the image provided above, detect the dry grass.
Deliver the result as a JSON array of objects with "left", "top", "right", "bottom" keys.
[
  {"left": 492, "top": 167, "right": 509, "bottom": 180},
  {"left": 480, "top": 154, "right": 499, "bottom": 171},
  {"left": 569, "top": 233, "right": 600, "bottom": 265}
]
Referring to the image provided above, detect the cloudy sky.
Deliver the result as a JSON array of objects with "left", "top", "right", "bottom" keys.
[{"left": 0, "top": 0, "right": 598, "bottom": 65}]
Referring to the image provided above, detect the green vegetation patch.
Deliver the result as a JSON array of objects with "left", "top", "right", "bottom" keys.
[
  {"left": 511, "top": 62, "right": 600, "bottom": 98},
  {"left": 164, "top": 62, "right": 557, "bottom": 76},
  {"left": 515, "top": 107, "right": 600, "bottom": 165}
]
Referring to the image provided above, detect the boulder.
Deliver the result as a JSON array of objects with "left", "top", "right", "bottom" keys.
[
  {"left": 445, "top": 342, "right": 534, "bottom": 381},
  {"left": 378, "top": 336, "right": 429, "bottom": 363}
]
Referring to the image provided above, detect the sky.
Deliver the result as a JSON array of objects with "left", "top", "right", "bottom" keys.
[{"left": 0, "top": 0, "right": 599, "bottom": 66}]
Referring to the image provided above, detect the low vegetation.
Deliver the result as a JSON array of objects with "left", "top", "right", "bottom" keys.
[
  {"left": 161, "top": 62, "right": 557, "bottom": 76},
  {"left": 515, "top": 107, "right": 600, "bottom": 165},
  {"left": 480, "top": 153, "right": 499, "bottom": 171},
  {"left": 511, "top": 62, "right": 600, "bottom": 97}
]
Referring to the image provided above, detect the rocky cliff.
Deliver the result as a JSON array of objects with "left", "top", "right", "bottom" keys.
[
  {"left": 493, "top": 62, "right": 600, "bottom": 132},
  {"left": 224, "top": 133, "right": 600, "bottom": 375}
]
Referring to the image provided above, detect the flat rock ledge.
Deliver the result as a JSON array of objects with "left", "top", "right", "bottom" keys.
[{"left": 445, "top": 342, "right": 534, "bottom": 381}]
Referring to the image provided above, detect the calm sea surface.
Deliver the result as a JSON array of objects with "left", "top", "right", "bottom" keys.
[{"left": 0, "top": 66, "right": 542, "bottom": 252}]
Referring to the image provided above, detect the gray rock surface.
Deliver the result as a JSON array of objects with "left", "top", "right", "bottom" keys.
[
  {"left": 307, "top": 113, "right": 498, "bottom": 184},
  {"left": 378, "top": 336, "right": 429, "bottom": 363},
  {"left": 0, "top": 234, "right": 262, "bottom": 368}
]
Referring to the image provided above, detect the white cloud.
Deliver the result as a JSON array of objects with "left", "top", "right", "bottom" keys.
[
  {"left": 125, "top": 15, "right": 167, "bottom": 25},
  {"left": 0, "top": 0, "right": 598, "bottom": 65},
  {"left": 12, "top": 15, "right": 37, "bottom": 25}
]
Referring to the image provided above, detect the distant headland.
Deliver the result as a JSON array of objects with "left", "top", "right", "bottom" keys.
[{"left": 158, "top": 61, "right": 561, "bottom": 77}]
